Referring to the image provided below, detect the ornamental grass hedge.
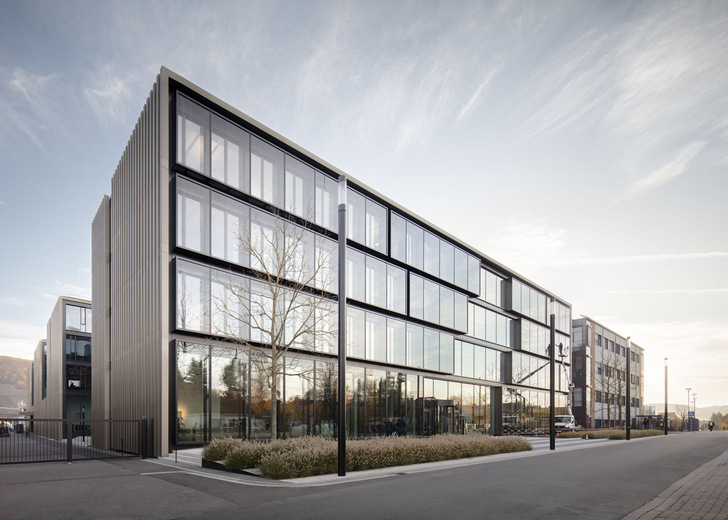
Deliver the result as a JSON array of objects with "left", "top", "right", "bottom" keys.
[{"left": 202, "top": 434, "right": 532, "bottom": 480}]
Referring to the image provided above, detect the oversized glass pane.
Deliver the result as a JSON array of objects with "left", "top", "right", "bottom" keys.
[
  {"left": 177, "top": 178, "right": 210, "bottom": 254},
  {"left": 387, "top": 371, "right": 407, "bottom": 428},
  {"left": 537, "top": 293, "right": 546, "bottom": 324},
  {"left": 210, "top": 270, "right": 248, "bottom": 339},
  {"left": 454, "top": 341, "right": 462, "bottom": 376},
  {"left": 346, "top": 366, "right": 366, "bottom": 438},
  {"left": 468, "top": 255, "right": 480, "bottom": 294},
  {"left": 250, "top": 354, "right": 277, "bottom": 439},
  {"left": 424, "top": 329, "right": 440, "bottom": 371},
  {"left": 177, "top": 95, "right": 209, "bottom": 174},
  {"left": 462, "top": 384, "right": 475, "bottom": 433},
  {"left": 76, "top": 336, "right": 91, "bottom": 362},
  {"left": 177, "top": 260, "right": 210, "bottom": 333},
  {"left": 409, "top": 274, "right": 424, "bottom": 320},
  {"left": 454, "top": 292, "right": 468, "bottom": 332},
  {"left": 424, "top": 279, "right": 439, "bottom": 324},
  {"left": 346, "top": 248, "right": 365, "bottom": 302},
  {"left": 522, "top": 285, "right": 530, "bottom": 318},
  {"left": 387, "top": 318, "right": 406, "bottom": 366},
  {"left": 211, "top": 347, "right": 248, "bottom": 439},
  {"left": 386, "top": 264, "right": 406, "bottom": 314},
  {"left": 423, "top": 231, "right": 439, "bottom": 276},
  {"left": 511, "top": 279, "right": 522, "bottom": 313},
  {"left": 365, "top": 312, "right": 387, "bottom": 362},
  {"left": 390, "top": 213, "right": 406, "bottom": 262},
  {"left": 315, "top": 361, "right": 338, "bottom": 437},
  {"left": 497, "top": 314, "right": 507, "bottom": 346},
  {"left": 211, "top": 192, "right": 249, "bottom": 265},
  {"left": 440, "top": 241, "right": 454, "bottom": 284},
  {"left": 473, "top": 304, "right": 485, "bottom": 340},
  {"left": 347, "top": 189, "right": 366, "bottom": 245},
  {"left": 315, "top": 236, "right": 338, "bottom": 293},
  {"left": 405, "top": 374, "right": 418, "bottom": 436},
  {"left": 485, "top": 309, "right": 496, "bottom": 343},
  {"left": 365, "top": 198, "right": 387, "bottom": 254},
  {"left": 365, "top": 255, "right": 387, "bottom": 308},
  {"left": 315, "top": 172, "right": 338, "bottom": 232},
  {"left": 284, "top": 292, "right": 315, "bottom": 350},
  {"left": 211, "top": 114, "right": 249, "bottom": 192},
  {"left": 346, "top": 307, "right": 365, "bottom": 358},
  {"left": 248, "top": 280, "right": 274, "bottom": 345},
  {"left": 249, "top": 208, "right": 276, "bottom": 272},
  {"left": 486, "top": 348, "right": 497, "bottom": 381},
  {"left": 462, "top": 342, "right": 474, "bottom": 379},
  {"left": 65, "top": 305, "right": 91, "bottom": 332},
  {"left": 406, "top": 324, "right": 423, "bottom": 369},
  {"left": 406, "top": 221, "right": 423, "bottom": 269},
  {"left": 176, "top": 342, "right": 208, "bottom": 442},
  {"left": 474, "top": 345, "right": 486, "bottom": 380},
  {"left": 366, "top": 368, "right": 387, "bottom": 436},
  {"left": 440, "top": 286, "right": 454, "bottom": 329},
  {"left": 250, "top": 136, "right": 284, "bottom": 208},
  {"left": 285, "top": 155, "right": 315, "bottom": 219},
  {"left": 440, "top": 333, "right": 454, "bottom": 373},
  {"left": 454, "top": 248, "right": 468, "bottom": 289},
  {"left": 315, "top": 299, "right": 338, "bottom": 354},
  {"left": 284, "top": 358, "right": 314, "bottom": 438}
]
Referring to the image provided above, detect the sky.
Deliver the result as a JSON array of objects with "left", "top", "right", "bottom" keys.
[{"left": 0, "top": 0, "right": 726, "bottom": 408}]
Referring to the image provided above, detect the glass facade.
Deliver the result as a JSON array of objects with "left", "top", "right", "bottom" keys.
[{"left": 170, "top": 86, "right": 572, "bottom": 447}]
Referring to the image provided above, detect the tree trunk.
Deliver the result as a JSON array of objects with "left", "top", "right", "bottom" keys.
[{"left": 270, "top": 355, "right": 278, "bottom": 440}]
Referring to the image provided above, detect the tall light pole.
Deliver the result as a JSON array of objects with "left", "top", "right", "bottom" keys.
[
  {"left": 685, "top": 387, "right": 692, "bottom": 431},
  {"left": 626, "top": 337, "right": 631, "bottom": 440},
  {"left": 549, "top": 298, "right": 555, "bottom": 451},
  {"left": 664, "top": 357, "right": 668, "bottom": 435},
  {"left": 337, "top": 175, "right": 347, "bottom": 476}
]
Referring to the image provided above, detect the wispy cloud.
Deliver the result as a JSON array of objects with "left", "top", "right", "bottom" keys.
[
  {"left": 42, "top": 281, "right": 91, "bottom": 301},
  {"left": 621, "top": 141, "right": 705, "bottom": 199},
  {"left": 83, "top": 65, "right": 138, "bottom": 124}
]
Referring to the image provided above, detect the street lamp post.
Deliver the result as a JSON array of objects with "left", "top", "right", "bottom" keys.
[
  {"left": 626, "top": 337, "right": 631, "bottom": 441},
  {"left": 664, "top": 358, "right": 668, "bottom": 435},
  {"left": 549, "top": 299, "right": 555, "bottom": 451},
  {"left": 685, "top": 387, "right": 692, "bottom": 431},
  {"left": 337, "top": 175, "right": 347, "bottom": 477}
]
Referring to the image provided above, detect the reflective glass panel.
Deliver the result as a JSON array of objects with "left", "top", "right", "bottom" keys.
[
  {"left": 406, "top": 324, "right": 423, "bottom": 369},
  {"left": 211, "top": 192, "right": 249, "bottom": 265},
  {"left": 366, "top": 312, "right": 387, "bottom": 362},
  {"left": 365, "top": 256, "right": 387, "bottom": 308},
  {"left": 386, "top": 264, "right": 406, "bottom": 314},
  {"left": 406, "top": 221, "right": 423, "bottom": 269},
  {"left": 347, "top": 189, "right": 366, "bottom": 244},
  {"left": 211, "top": 347, "right": 247, "bottom": 439},
  {"left": 284, "top": 358, "right": 314, "bottom": 438},
  {"left": 424, "top": 329, "right": 440, "bottom": 371},
  {"left": 285, "top": 155, "right": 315, "bottom": 219},
  {"left": 440, "top": 241, "right": 454, "bottom": 284},
  {"left": 177, "top": 96, "right": 209, "bottom": 174},
  {"left": 440, "top": 333, "right": 454, "bottom": 373},
  {"left": 315, "top": 361, "right": 338, "bottom": 438},
  {"left": 409, "top": 274, "right": 424, "bottom": 320},
  {"left": 424, "top": 279, "right": 439, "bottom": 324},
  {"left": 454, "top": 248, "right": 468, "bottom": 289},
  {"left": 177, "top": 178, "right": 210, "bottom": 254},
  {"left": 211, "top": 114, "right": 249, "bottom": 192},
  {"left": 424, "top": 231, "right": 439, "bottom": 276},
  {"left": 346, "top": 248, "right": 365, "bottom": 302},
  {"left": 440, "top": 286, "right": 454, "bottom": 329},
  {"left": 176, "top": 342, "right": 208, "bottom": 442},
  {"left": 387, "top": 318, "right": 406, "bottom": 366},
  {"left": 315, "top": 172, "right": 338, "bottom": 232},
  {"left": 391, "top": 213, "right": 406, "bottom": 262},
  {"left": 177, "top": 260, "right": 210, "bottom": 333},
  {"left": 365, "top": 198, "right": 387, "bottom": 254},
  {"left": 250, "top": 136, "right": 284, "bottom": 208},
  {"left": 346, "top": 307, "right": 365, "bottom": 358}
]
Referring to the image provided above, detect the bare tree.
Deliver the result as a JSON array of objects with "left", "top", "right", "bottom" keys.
[
  {"left": 211, "top": 209, "right": 336, "bottom": 439},
  {"left": 675, "top": 404, "right": 689, "bottom": 431}
]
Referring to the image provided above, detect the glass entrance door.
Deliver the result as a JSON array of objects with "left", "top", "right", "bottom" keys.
[{"left": 424, "top": 399, "right": 455, "bottom": 436}]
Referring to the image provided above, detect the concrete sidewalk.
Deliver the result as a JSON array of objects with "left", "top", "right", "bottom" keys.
[{"left": 622, "top": 447, "right": 728, "bottom": 520}]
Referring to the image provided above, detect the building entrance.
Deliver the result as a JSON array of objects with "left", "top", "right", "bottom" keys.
[{"left": 423, "top": 399, "right": 455, "bottom": 435}]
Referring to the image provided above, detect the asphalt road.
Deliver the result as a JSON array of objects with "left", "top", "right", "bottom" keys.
[{"left": 1, "top": 432, "right": 726, "bottom": 520}]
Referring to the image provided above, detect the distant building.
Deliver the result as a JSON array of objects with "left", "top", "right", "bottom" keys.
[
  {"left": 571, "top": 317, "right": 644, "bottom": 429},
  {"left": 28, "top": 296, "right": 92, "bottom": 437}
]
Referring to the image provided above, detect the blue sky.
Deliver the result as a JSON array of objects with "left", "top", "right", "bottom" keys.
[{"left": 1, "top": 0, "right": 726, "bottom": 407}]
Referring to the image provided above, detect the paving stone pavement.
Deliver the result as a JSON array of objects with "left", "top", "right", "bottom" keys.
[{"left": 623, "top": 449, "right": 728, "bottom": 520}]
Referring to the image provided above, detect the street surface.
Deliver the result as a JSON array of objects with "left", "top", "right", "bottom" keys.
[{"left": 1, "top": 432, "right": 726, "bottom": 519}]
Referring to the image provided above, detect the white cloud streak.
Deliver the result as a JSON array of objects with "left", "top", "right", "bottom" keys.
[{"left": 621, "top": 141, "right": 705, "bottom": 199}]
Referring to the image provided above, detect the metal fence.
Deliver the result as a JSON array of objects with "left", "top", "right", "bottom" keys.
[{"left": 0, "top": 418, "right": 150, "bottom": 464}]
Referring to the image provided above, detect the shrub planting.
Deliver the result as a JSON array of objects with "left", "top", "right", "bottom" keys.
[{"left": 205, "top": 434, "right": 532, "bottom": 480}]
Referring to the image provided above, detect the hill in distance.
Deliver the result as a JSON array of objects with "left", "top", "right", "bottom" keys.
[{"left": 0, "top": 355, "right": 31, "bottom": 409}]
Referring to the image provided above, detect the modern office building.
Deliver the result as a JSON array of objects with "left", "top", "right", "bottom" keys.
[
  {"left": 92, "top": 67, "right": 572, "bottom": 457},
  {"left": 27, "top": 296, "right": 92, "bottom": 437},
  {"left": 571, "top": 317, "right": 644, "bottom": 429}
]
